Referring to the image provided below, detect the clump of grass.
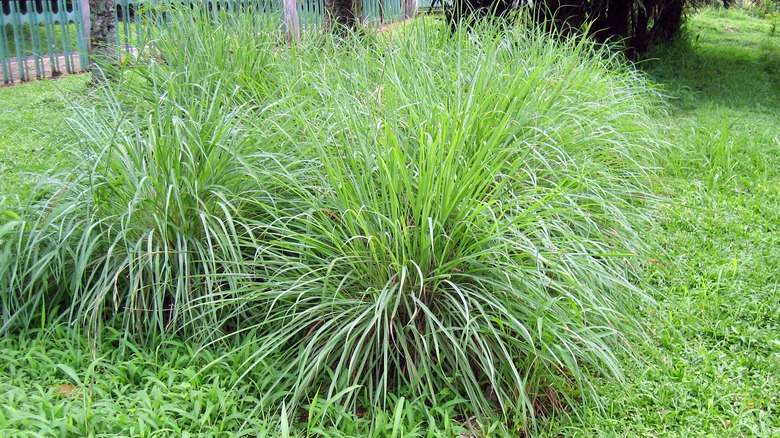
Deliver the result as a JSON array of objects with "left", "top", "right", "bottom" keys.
[
  {"left": 0, "top": 65, "right": 292, "bottom": 341},
  {"left": 207, "top": 20, "right": 662, "bottom": 431},
  {"left": 1, "top": 7, "right": 665, "bottom": 432}
]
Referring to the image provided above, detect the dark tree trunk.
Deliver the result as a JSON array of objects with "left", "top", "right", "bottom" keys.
[
  {"left": 531, "top": 0, "right": 587, "bottom": 35},
  {"left": 447, "top": 0, "right": 514, "bottom": 32},
  {"left": 652, "top": 0, "right": 686, "bottom": 41},
  {"left": 88, "top": 0, "right": 118, "bottom": 84},
  {"left": 591, "top": 0, "right": 631, "bottom": 42},
  {"left": 326, "top": 0, "right": 358, "bottom": 35},
  {"left": 629, "top": 4, "right": 651, "bottom": 60}
]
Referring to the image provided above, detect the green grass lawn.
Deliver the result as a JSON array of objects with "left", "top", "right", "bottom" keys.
[
  {"left": 1, "top": 6, "right": 779, "bottom": 437},
  {"left": 0, "top": 75, "right": 87, "bottom": 201},
  {"left": 547, "top": 6, "right": 780, "bottom": 437}
]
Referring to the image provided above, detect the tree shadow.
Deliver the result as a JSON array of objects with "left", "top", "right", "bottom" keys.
[{"left": 641, "top": 24, "right": 780, "bottom": 113}]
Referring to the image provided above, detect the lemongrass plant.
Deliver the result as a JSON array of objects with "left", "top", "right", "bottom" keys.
[
  {"left": 0, "top": 7, "right": 666, "bottom": 433},
  {"left": 200, "top": 18, "right": 663, "bottom": 431},
  {"left": 0, "top": 75, "right": 294, "bottom": 343}
]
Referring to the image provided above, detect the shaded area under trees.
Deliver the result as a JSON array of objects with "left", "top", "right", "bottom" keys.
[{"left": 446, "top": 0, "right": 734, "bottom": 58}]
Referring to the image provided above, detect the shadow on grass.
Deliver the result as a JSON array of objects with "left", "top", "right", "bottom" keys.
[{"left": 641, "top": 16, "right": 780, "bottom": 113}]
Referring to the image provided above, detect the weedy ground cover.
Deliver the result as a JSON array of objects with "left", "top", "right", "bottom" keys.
[
  {"left": 0, "top": 325, "right": 280, "bottom": 435},
  {"left": 0, "top": 5, "right": 777, "bottom": 437}
]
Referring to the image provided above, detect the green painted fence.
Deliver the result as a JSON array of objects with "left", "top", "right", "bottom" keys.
[
  {"left": 2, "top": 0, "right": 413, "bottom": 84},
  {"left": 1, "top": 0, "right": 88, "bottom": 83},
  {"left": 360, "top": 0, "right": 407, "bottom": 25}
]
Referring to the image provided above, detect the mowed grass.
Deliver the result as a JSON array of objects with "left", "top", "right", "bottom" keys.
[
  {"left": 0, "top": 6, "right": 779, "bottom": 437},
  {"left": 0, "top": 75, "right": 88, "bottom": 201},
  {"left": 547, "top": 6, "right": 780, "bottom": 437}
]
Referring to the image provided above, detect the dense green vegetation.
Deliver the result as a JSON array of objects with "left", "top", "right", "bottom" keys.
[
  {"left": 1, "top": 5, "right": 778, "bottom": 436},
  {"left": 4, "top": 10, "right": 662, "bottom": 432}
]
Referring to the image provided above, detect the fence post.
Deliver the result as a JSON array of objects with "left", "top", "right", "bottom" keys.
[
  {"left": 284, "top": 0, "right": 300, "bottom": 40},
  {"left": 81, "top": 0, "right": 91, "bottom": 53},
  {"left": 404, "top": 0, "right": 417, "bottom": 19}
]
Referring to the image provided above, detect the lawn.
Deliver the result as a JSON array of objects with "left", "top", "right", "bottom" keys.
[
  {"left": 547, "top": 6, "right": 780, "bottom": 436},
  {"left": 1, "top": 6, "right": 779, "bottom": 437},
  {"left": 0, "top": 75, "right": 87, "bottom": 200}
]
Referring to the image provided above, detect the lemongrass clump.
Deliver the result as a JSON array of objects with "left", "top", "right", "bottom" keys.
[{"left": 1, "top": 9, "right": 664, "bottom": 432}]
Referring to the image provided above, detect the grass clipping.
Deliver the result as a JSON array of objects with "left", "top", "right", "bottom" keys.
[{"left": 0, "top": 12, "right": 664, "bottom": 431}]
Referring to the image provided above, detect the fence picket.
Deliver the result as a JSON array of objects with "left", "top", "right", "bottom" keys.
[
  {"left": 27, "top": 1, "right": 44, "bottom": 78},
  {"left": 42, "top": 0, "right": 60, "bottom": 74},
  {"left": 10, "top": 1, "right": 28, "bottom": 81},
  {"left": 57, "top": 0, "right": 74, "bottom": 74},
  {"left": 0, "top": 5, "right": 11, "bottom": 82}
]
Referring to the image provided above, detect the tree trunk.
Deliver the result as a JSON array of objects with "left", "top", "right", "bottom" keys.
[
  {"left": 532, "top": 0, "right": 585, "bottom": 35},
  {"left": 600, "top": 0, "right": 631, "bottom": 40},
  {"left": 403, "top": 0, "right": 416, "bottom": 19},
  {"left": 629, "top": 4, "right": 650, "bottom": 60},
  {"left": 88, "top": 0, "right": 117, "bottom": 84},
  {"left": 284, "top": 0, "right": 300, "bottom": 40},
  {"left": 652, "top": 0, "right": 686, "bottom": 42},
  {"left": 326, "top": 0, "right": 357, "bottom": 36}
]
